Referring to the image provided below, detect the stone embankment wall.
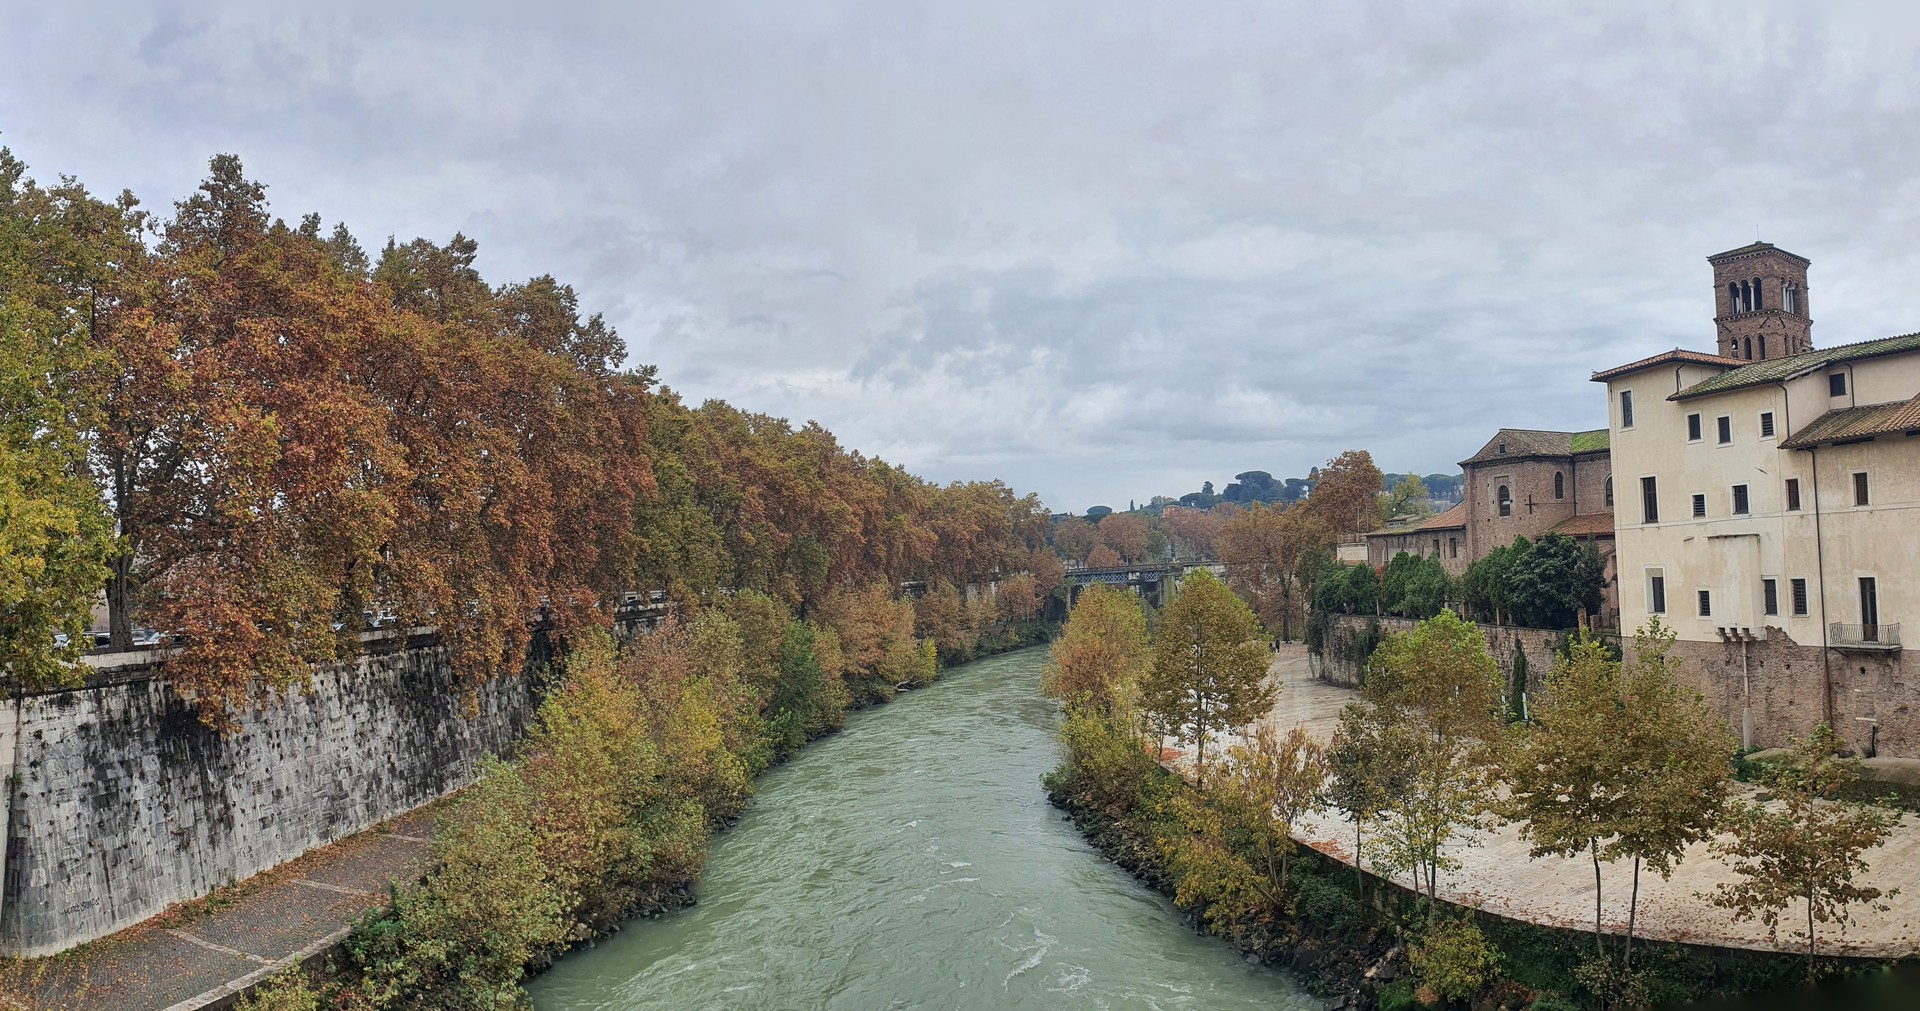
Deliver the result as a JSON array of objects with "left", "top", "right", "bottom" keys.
[
  {"left": 0, "top": 632, "right": 548, "bottom": 958},
  {"left": 1320, "top": 614, "right": 1917, "bottom": 757}
]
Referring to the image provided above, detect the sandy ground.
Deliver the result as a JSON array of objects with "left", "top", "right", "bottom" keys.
[{"left": 1238, "top": 643, "right": 1920, "bottom": 958}]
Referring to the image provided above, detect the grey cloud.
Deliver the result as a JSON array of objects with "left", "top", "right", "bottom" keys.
[{"left": 5, "top": 1, "right": 1920, "bottom": 511}]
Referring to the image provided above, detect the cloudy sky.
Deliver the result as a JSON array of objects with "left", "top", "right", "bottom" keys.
[{"left": 6, "top": 1, "right": 1919, "bottom": 513}]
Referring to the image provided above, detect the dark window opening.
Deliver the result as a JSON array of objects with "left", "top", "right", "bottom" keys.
[
  {"left": 1692, "top": 493, "right": 1707, "bottom": 518},
  {"left": 1641, "top": 477, "right": 1659, "bottom": 524},
  {"left": 1732, "top": 484, "right": 1749, "bottom": 514},
  {"left": 1449, "top": 537, "right": 1458, "bottom": 559},
  {"left": 1553, "top": 471, "right": 1564, "bottom": 499},
  {"left": 1861, "top": 577, "right": 1880, "bottom": 641},
  {"left": 1650, "top": 575, "right": 1666, "bottom": 614},
  {"left": 1605, "top": 476, "right": 1613, "bottom": 507},
  {"left": 1854, "top": 471, "right": 1870, "bottom": 506},
  {"left": 1718, "top": 416, "right": 1732, "bottom": 444},
  {"left": 1791, "top": 578, "right": 1809, "bottom": 616},
  {"left": 1760, "top": 411, "right": 1775, "bottom": 438},
  {"left": 1698, "top": 590, "right": 1712, "bottom": 617},
  {"left": 1763, "top": 579, "right": 1778, "bottom": 616},
  {"left": 1830, "top": 372, "right": 1847, "bottom": 397},
  {"left": 1688, "top": 414, "right": 1702, "bottom": 441},
  {"left": 1785, "top": 478, "right": 1801, "bottom": 511},
  {"left": 1752, "top": 276, "right": 1763, "bottom": 310},
  {"left": 1620, "top": 391, "right": 1634, "bottom": 428}
]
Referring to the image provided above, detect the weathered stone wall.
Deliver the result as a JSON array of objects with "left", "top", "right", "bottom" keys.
[
  {"left": 0, "top": 637, "right": 545, "bottom": 957},
  {"left": 1321, "top": 614, "right": 1919, "bottom": 757}
]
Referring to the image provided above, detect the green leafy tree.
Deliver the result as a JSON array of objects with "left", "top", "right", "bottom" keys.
[
  {"left": 1042, "top": 583, "right": 1150, "bottom": 711},
  {"left": 1459, "top": 539, "right": 1521, "bottom": 625},
  {"left": 1139, "top": 569, "right": 1274, "bottom": 789},
  {"left": 1217, "top": 723, "right": 1328, "bottom": 896},
  {"left": 1507, "top": 533, "right": 1607, "bottom": 629},
  {"left": 1323, "top": 700, "right": 1417, "bottom": 897},
  {"left": 1708, "top": 724, "right": 1903, "bottom": 976},
  {"left": 1384, "top": 474, "right": 1433, "bottom": 518},
  {"left": 1381, "top": 551, "right": 1450, "bottom": 619}
]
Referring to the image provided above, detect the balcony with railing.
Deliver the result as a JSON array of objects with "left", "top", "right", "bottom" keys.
[{"left": 1830, "top": 622, "right": 1900, "bottom": 651}]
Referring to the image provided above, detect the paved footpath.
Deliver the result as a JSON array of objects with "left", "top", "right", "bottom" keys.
[
  {"left": 1255, "top": 643, "right": 1920, "bottom": 958},
  {"left": 0, "top": 805, "right": 438, "bottom": 1011}
]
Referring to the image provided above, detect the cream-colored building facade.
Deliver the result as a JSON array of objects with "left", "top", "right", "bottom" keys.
[{"left": 1595, "top": 242, "right": 1920, "bottom": 753}]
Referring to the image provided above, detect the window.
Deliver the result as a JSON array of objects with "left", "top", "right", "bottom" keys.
[
  {"left": 1697, "top": 590, "right": 1712, "bottom": 617},
  {"left": 1687, "top": 414, "right": 1702, "bottom": 441},
  {"left": 1431, "top": 538, "right": 1441, "bottom": 556},
  {"left": 1649, "top": 572, "right": 1667, "bottom": 614},
  {"left": 1605, "top": 476, "right": 1613, "bottom": 507},
  {"left": 1620, "top": 390, "right": 1634, "bottom": 428},
  {"left": 1732, "top": 484, "right": 1749, "bottom": 514},
  {"left": 1763, "top": 579, "right": 1778, "bottom": 616},
  {"left": 1854, "top": 471, "right": 1870, "bottom": 506},
  {"left": 1760, "top": 411, "right": 1775, "bottom": 438},
  {"left": 1785, "top": 478, "right": 1801, "bottom": 511},
  {"left": 1641, "top": 476, "right": 1659, "bottom": 524},
  {"left": 1692, "top": 493, "right": 1707, "bottom": 518},
  {"left": 1830, "top": 372, "right": 1847, "bottom": 397},
  {"left": 1553, "top": 471, "right": 1564, "bottom": 499},
  {"left": 1861, "top": 578, "right": 1880, "bottom": 639},
  {"left": 1498, "top": 442, "right": 1507, "bottom": 454},
  {"left": 1791, "top": 578, "right": 1809, "bottom": 616},
  {"left": 1498, "top": 484, "right": 1512, "bottom": 517},
  {"left": 1717, "top": 416, "right": 1732, "bottom": 444},
  {"left": 1449, "top": 537, "right": 1458, "bottom": 559}
]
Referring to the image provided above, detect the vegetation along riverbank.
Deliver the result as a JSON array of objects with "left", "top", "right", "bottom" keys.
[{"left": 1041, "top": 585, "right": 1914, "bottom": 1010}]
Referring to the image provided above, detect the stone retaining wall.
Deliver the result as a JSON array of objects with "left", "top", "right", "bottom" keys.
[{"left": 0, "top": 635, "right": 545, "bottom": 957}]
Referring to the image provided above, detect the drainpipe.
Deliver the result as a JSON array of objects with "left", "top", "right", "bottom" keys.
[{"left": 1810, "top": 446, "right": 1834, "bottom": 729}]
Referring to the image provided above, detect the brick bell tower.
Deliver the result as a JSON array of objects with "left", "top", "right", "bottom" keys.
[{"left": 1709, "top": 241, "right": 1812, "bottom": 361}]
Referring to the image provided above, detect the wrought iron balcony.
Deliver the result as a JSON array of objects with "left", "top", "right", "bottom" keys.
[{"left": 1830, "top": 622, "right": 1900, "bottom": 651}]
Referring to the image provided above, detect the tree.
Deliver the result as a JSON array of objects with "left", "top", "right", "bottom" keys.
[
  {"left": 1219, "top": 503, "right": 1329, "bottom": 641},
  {"left": 1708, "top": 723, "right": 1902, "bottom": 976},
  {"left": 1381, "top": 551, "right": 1450, "bottom": 619},
  {"left": 1507, "top": 533, "right": 1607, "bottom": 629},
  {"left": 996, "top": 571, "right": 1040, "bottom": 622},
  {"left": 1162, "top": 505, "right": 1223, "bottom": 560},
  {"left": 1459, "top": 539, "right": 1521, "bottom": 625},
  {"left": 1385, "top": 474, "right": 1433, "bottom": 518},
  {"left": 1138, "top": 569, "right": 1274, "bottom": 789},
  {"left": 0, "top": 149, "right": 121, "bottom": 687},
  {"left": 1303, "top": 449, "right": 1384, "bottom": 536},
  {"left": 1218, "top": 723, "right": 1327, "bottom": 895},
  {"left": 1362, "top": 610, "right": 1504, "bottom": 898},
  {"left": 1042, "top": 583, "right": 1149, "bottom": 711},
  {"left": 1052, "top": 515, "right": 1098, "bottom": 562},
  {"left": 1324, "top": 700, "right": 1418, "bottom": 897},
  {"left": 1086, "top": 544, "right": 1124, "bottom": 569},
  {"left": 1096, "top": 512, "right": 1151, "bottom": 563}
]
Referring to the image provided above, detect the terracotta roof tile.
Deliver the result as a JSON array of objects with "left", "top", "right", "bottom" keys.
[
  {"left": 1779, "top": 393, "right": 1920, "bottom": 449},
  {"left": 1414, "top": 502, "right": 1467, "bottom": 531},
  {"left": 1589, "top": 348, "right": 1747, "bottom": 383},
  {"left": 1460, "top": 428, "right": 1609, "bottom": 465},
  {"left": 1549, "top": 512, "right": 1615, "bottom": 538}
]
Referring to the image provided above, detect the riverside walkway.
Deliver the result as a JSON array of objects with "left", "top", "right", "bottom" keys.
[
  {"left": 0, "top": 806, "right": 435, "bottom": 1011},
  {"left": 1259, "top": 644, "right": 1920, "bottom": 958}
]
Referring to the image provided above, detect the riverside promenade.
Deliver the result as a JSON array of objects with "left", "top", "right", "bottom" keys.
[
  {"left": 1258, "top": 643, "right": 1920, "bottom": 958},
  {"left": 0, "top": 806, "right": 435, "bottom": 1011}
]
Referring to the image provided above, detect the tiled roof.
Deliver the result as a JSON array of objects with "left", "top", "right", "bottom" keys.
[
  {"left": 1671, "top": 332, "right": 1920, "bottom": 401},
  {"left": 1589, "top": 348, "right": 1748, "bottom": 383},
  {"left": 1461, "top": 428, "right": 1610, "bottom": 466},
  {"left": 1549, "top": 512, "right": 1615, "bottom": 538},
  {"left": 1779, "top": 393, "right": 1920, "bottom": 449},
  {"left": 1415, "top": 502, "right": 1467, "bottom": 532}
]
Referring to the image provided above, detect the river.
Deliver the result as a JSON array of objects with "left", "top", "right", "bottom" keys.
[{"left": 528, "top": 646, "right": 1317, "bottom": 1010}]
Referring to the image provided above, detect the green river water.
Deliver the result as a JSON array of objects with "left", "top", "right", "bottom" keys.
[{"left": 527, "top": 646, "right": 1318, "bottom": 1010}]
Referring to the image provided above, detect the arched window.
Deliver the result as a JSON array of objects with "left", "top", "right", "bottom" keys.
[
  {"left": 1784, "top": 284, "right": 1797, "bottom": 314},
  {"left": 1728, "top": 282, "right": 1739, "bottom": 311},
  {"left": 1498, "top": 485, "right": 1512, "bottom": 517},
  {"left": 1752, "top": 276, "right": 1763, "bottom": 310},
  {"left": 1554, "top": 471, "right": 1565, "bottom": 499},
  {"left": 1744, "top": 337, "right": 1753, "bottom": 359},
  {"left": 1759, "top": 336, "right": 1768, "bottom": 359},
  {"left": 1605, "top": 476, "right": 1613, "bottom": 507}
]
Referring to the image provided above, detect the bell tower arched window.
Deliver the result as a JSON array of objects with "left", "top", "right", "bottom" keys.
[{"left": 1752, "top": 276, "right": 1763, "bottom": 310}]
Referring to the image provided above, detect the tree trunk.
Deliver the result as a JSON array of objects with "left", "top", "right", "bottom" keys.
[
  {"left": 1354, "top": 819, "right": 1366, "bottom": 900},
  {"left": 1591, "top": 840, "right": 1606, "bottom": 958},
  {"left": 1625, "top": 856, "right": 1641, "bottom": 970},
  {"left": 1807, "top": 887, "right": 1817, "bottom": 981},
  {"left": 107, "top": 551, "right": 135, "bottom": 649}
]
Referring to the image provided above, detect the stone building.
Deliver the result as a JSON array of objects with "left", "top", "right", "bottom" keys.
[{"left": 1595, "top": 241, "right": 1920, "bottom": 756}]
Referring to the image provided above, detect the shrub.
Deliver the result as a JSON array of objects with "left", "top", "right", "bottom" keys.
[
  {"left": 1293, "top": 871, "right": 1365, "bottom": 938},
  {"left": 236, "top": 972, "right": 322, "bottom": 1011},
  {"left": 1410, "top": 917, "right": 1502, "bottom": 1004},
  {"left": 1527, "top": 995, "right": 1581, "bottom": 1011},
  {"left": 1375, "top": 980, "right": 1418, "bottom": 1011}
]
